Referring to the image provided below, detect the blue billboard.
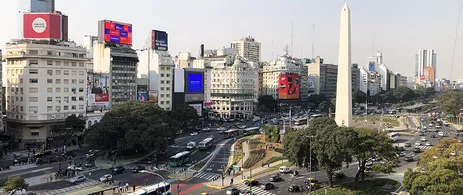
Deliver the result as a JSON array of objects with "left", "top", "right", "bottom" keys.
[
  {"left": 138, "top": 91, "right": 148, "bottom": 102},
  {"left": 152, "top": 30, "right": 168, "bottom": 51},
  {"left": 187, "top": 73, "right": 203, "bottom": 93}
]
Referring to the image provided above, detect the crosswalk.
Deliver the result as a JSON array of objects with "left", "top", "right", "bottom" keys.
[
  {"left": 234, "top": 183, "right": 275, "bottom": 195},
  {"left": 414, "top": 145, "right": 432, "bottom": 150},
  {"left": 45, "top": 179, "right": 102, "bottom": 195},
  {"left": 193, "top": 171, "right": 221, "bottom": 181}
]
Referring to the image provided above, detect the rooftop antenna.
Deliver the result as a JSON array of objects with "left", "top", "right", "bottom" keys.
[
  {"left": 312, "top": 22, "right": 315, "bottom": 59},
  {"left": 291, "top": 22, "right": 294, "bottom": 56}
]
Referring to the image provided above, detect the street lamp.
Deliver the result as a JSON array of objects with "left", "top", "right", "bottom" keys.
[{"left": 306, "top": 135, "right": 315, "bottom": 195}]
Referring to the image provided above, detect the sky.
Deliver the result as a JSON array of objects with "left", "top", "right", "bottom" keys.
[{"left": 1, "top": 0, "right": 463, "bottom": 80}]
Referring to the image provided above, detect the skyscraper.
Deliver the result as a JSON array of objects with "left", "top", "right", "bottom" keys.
[
  {"left": 415, "top": 49, "right": 437, "bottom": 79},
  {"left": 231, "top": 36, "right": 261, "bottom": 63},
  {"left": 18, "top": 0, "right": 55, "bottom": 13},
  {"left": 335, "top": 3, "right": 352, "bottom": 127}
]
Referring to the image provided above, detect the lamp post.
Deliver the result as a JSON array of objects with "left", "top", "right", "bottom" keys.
[{"left": 306, "top": 135, "right": 315, "bottom": 195}]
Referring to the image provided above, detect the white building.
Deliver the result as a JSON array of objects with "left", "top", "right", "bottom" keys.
[
  {"left": 82, "top": 35, "right": 98, "bottom": 71},
  {"left": 209, "top": 56, "right": 259, "bottom": 119},
  {"left": 262, "top": 51, "right": 308, "bottom": 100},
  {"left": 231, "top": 36, "right": 261, "bottom": 63},
  {"left": 415, "top": 49, "right": 437, "bottom": 79},
  {"left": 359, "top": 66, "right": 369, "bottom": 94},
  {"left": 366, "top": 51, "right": 389, "bottom": 91},
  {"left": 4, "top": 40, "right": 87, "bottom": 148},
  {"left": 175, "top": 52, "right": 194, "bottom": 69}
]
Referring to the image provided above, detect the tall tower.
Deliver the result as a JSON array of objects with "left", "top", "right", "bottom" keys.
[{"left": 335, "top": 3, "right": 352, "bottom": 127}]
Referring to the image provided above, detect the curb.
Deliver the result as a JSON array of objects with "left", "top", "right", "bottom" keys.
[
  {"left": 168, "top": 175, "right": 176, "bottom": 179},
  {"left": 205, "top": 184, "right": 231, "bottom": 190},
  {"left": 179, "top": 177, "right": 192, "bottom": 181}
]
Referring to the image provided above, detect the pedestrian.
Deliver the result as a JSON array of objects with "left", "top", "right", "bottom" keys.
[
  {"left": 125, "top": 183, "right": 129, "bottom": 191},
  {"left": 230, "top": 178, "right": 234, "bottom": 185},
  {"left": 118, "top": 181, "right": 121, "bottom": 187},
  {"left": 50, "top": 175, "right": 53, "bottom": 182},
  {"left": 133, "top": 185, "right": 136, "bottom": 192},
  {"left": 267, "top": 163, "right": 270, "bottom": 168},
  {"left": 119, "top": 186, "right": 122, "bottom": 193}
]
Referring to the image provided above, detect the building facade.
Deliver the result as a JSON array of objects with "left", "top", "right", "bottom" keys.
[
  {"left": 231, "top": 36, "right": 261, "bottom": 63},
  {"left": 415, "top": 49, "right": 437, "bottom": 79},
  {"left": 175, "top": 52, "right": 195, "bottom": 69},
  {"left": 4, "top": 40, "right": 87, "bottom": 148}
]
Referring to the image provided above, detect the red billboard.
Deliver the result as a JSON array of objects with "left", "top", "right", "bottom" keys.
[
  {"left": 23, "top": 13, "right": 62, "bottom": 40},
  {"left": 278, "top": 74, "right": 300, "bottom": 100},
  {"left": 101, "top": 20, "right": 132, "bottom": 45}
]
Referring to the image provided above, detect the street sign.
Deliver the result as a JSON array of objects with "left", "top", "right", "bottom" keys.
[{"left": 233, "top": 165, "right": 239, "bottom": 170}]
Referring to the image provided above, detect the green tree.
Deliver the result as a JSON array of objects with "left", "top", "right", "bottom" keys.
[
  {"left": 393, "top": 86, "right": 416, "bottom": 102},
  {"left": 258, "top": 95, "right": 278, "bottom": 112},
  {"left": 264, "top": 125, "right": 280, "bottom": 143},
  {"left": 352, "top": 90, "right": 367, "bottom": 104},
  {"left": 418, "top": 138, "right": 462, "bottom": 166},
  {"left": 351, "top": 127, "right": 397, "bottom": 188},
  {"left": 438, "top": 91, "right": 463, "bottom": 117},
  {"left": 85, "top": 101, "right": 177, "bottom": 155},
  {"left": 50, "top": 115, "right": 85, "bottom": 148},
  {"left": 318, "top": 100, "right": 334, "bottom": 115},
  {"left": 307, "top": 94, "right": 328, "bottom": 107},
  {"left": 169, "top": 104, "right": 199, "bottom": 131},
  {"left": 4, "top": 176, "right": 28, "bottom": 192}
]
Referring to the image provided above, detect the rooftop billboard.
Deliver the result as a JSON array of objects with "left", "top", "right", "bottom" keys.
[
  {"left": 152, "top": 30, "right": 168, "bottom": 51},
  {"left": 278, "top": 74, "right": 300, "bottom": 100},
  {"left": 99, "top": 20, "right": 132, "bottom": 45},
  {"left": 23, "top": 13, "right": 62, "bottom": 40}
]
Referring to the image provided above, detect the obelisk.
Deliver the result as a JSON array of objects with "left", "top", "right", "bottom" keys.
[{"left": 335, "top": 3, "right": 352, "bottom": 127}]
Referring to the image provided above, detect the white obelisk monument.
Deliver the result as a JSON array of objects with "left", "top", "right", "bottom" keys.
[{"left": 335, "top": 3, "right": 352, "bottom": 127}]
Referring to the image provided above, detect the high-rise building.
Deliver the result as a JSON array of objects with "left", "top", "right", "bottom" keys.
[
  {"left": 0, "top": 50, "right": 3, "bottom": 132},
  {"left": 175, "top": 52, "right": 195, "bottom": 69},
  {"left": 415, "top": 49, "right": 437, "bottom": 79},
  {"left": 173, "top": 68, "right": 205, "bottom": 116},
  {"left": 4, "top": 40, "right": 87, "bottom": 149},
  {"left": 18, "top": 0, "right": 55, "bottom": 13},
  {"left": 231, "top": 36, "right": 261, "bottom": 63}
]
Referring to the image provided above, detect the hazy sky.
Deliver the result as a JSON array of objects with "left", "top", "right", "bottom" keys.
[{"left": 1, "top": 0, "right": 463, "bottom": 79}]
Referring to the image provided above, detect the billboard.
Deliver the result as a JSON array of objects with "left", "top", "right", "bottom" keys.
[
  {"left": 149, "top": 90, "right": 158, "bottom": 104},
  {"left": 100, "top": 20, "right": 132, "bottom": 45},
  {"left": 23, "top": 13, "right": 62, "bottom": 40},
  {"left": 87, "top": 73, "right": 110, "bottom": 111},
  {"left": 152, "top": 30, "right": 168, "bottom": 51},
  {"left": 278, "top": 74, "right": 300, "bottom": 100},
  {"left": 137, "top": 85, "right": 148, "bottom": 102},
  {"left": 308, "top": 75, "right": 316, "bottom": 93},
  {"left": 186, "top": 72, "right": 204, "bottom": 93}
]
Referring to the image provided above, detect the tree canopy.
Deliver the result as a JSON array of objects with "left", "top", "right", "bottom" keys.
[
  {"left": 50, "top": 115, "right": 85, "bottom": 147},
  {"left": 169, "top": 104, "right": 199, "bottom": 131},
  {"left": 438, "top": 91, "right": 463, "bottom": 116},
  {"left": 85, "top": 101, "right": 178, "bottom": 155},
  {"left": 352, "top": 90, "right": 367, "bottom": 104},
  {"left": 4, "top": 176, "right": 28, "bottom": 192},
  {"left": 264, "top": 125, "right": 280, "bottom": 143},
  {"left": 257, "top": 95, "right": 278, "bottom": 112},
  {"left": 392, "top": 86, "right": 416, "bottom": 102}
]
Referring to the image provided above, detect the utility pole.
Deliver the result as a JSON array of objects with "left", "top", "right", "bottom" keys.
[{"left": 222, "top": 147, "right": 225, "bottom": 186}]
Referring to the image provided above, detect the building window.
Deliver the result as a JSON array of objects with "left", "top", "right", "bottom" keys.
[
  {"left": 160, "top": 101, "right": 164, "bottom": 105},
  {"left": 64, "top": 88, "right": 69, "bottom": 93},
  {"left": 161, "top": 87, "right": 165, "bottom": 90},
  {"left": 56, "top": 70, "right": 61, "bottom": 75},
  {"left": 29, "top": 106, "right": 38, "bottom": 112},
  {"left": 161, "top": 94, "right": 165, "bottom": 98},
  {"left": 166, "top": 101, "right": 170, "bottom": 104},
  {"left": 161, "top": 80, "right": 165, "bottom": 84},
  {"left": 166, "top": 94, "right": 170, "bottom": 97},
  {"left": 20, "top": 78, "right": 23, "bottom": 83},
  {"left": 64, "top": 61, "right": 69, "bottom": 66},
  {"left": 47, "top": 60, "right": 53, "bottom": 65},
  {"left": 31, "top": 132, "right": 39, "bottom": 136},
  {"left": 79, "top": 96, "right": 84, "bottom": 101},
  {"left": 161, "top": 67, "right": 165, "bottom": 70},
  {"left": 78, "top": 88, "right": 84, "bottom": 92},
  {"left": 56, "top": 79, "right": 61, "bottom": 84},
  {"left": 47, "top": 97, "right": 52, "bottom": 102},
  {"left": 166, "top": 74, "right": 170, "bottom": 77},
  {"left": 71, "top": 71, "right": 76, "bottom": 75},
  {"left": 71, "top": 97, "right": 77, "bottom": 101},
  {"left": 79, "top": 105, "right": 84, "bottom": 110},
  {"left": 47, "top": 88, "right": 53, "bottom": 93},
  {"left": 29, "top": 69, "right": 38, "bottom": 74},
  {"left": 161, "top": 74, "right": 165, "bottom": 77},
  {"left": 71, "top": 105, "right": 76, "bottom": 110},
  {"left": 29, "top": 87, "right": 38, "bottom": 93},
  {"left": 29, "top": 78, "right": 38, "bottom": 83},
  {"left": 71, "top": 88, "right": 76, "bottom": 93},
  {"left": 166, "top": 81, "right": 170, "bottom": 84},
  {"left": 56, "top": 106, "right": 60, "bottom": 112},
  {"left": 47, "top": 106, "right": 53, "bottom": 112},
  {"left": 71, "top": 62, "right": 77, "bottom": 67},
  {"left": 29, "top": 97, "right": 38, "bottom": 102},
  {"left": 64, "top": 70, "right": 69, "bottom": 75},
  {"left": 79, "top": 62, "right": 84, "bottom": 67},
  {"left": 64, "top": 79, "right": 69, "bottom": 84},
  {"left": 71, "top": 79, "right": 77, "bottom": 84},
  {"left": 29, "top": 50, "right": 38, "bottom": 55},
  {"left": 47, "top": 79, "right": 53, "bottom": 84},
  {"left": 64, "top": 106, "right": 69, "bottom": 110},
  {"left": 55, "top": 61, "right": 61, "bottom": 66},
  {"left": 79, "top": 71, "right": 85, "bottom": 76},
  {"left": 56, "top": 88, "right": 61, "bottom": 93}
]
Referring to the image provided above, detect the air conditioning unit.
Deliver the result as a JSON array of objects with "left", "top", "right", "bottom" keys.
[{"left": 52, "top": 115, "right": 56, "bottom": 119}]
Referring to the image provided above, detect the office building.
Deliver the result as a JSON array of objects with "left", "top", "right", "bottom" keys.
[
  {"left": 4, "top": 40, "right": 87, "bottom": 148},
  {"left": 175, "top": 52, "right": 195, "bottom": 69},
  {"left": 0, "top": 50, "right": 3, "bottom": 132},
  {"left": 18, "top": 0, "right": 55, "bottom": 13},
  {"left": 231, "top": 36, "right": 261, "bottom": 63},
  {"left": 262, "top": 50, "right": 308, "bottom": 100},
  {"left": 82, "top": 35, "right": 98, "bottom": 71},
  {"left": 415, "top": 49, "right": 437, "bottom": 79}
]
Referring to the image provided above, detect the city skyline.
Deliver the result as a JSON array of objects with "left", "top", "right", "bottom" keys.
[{"left": 1, "top": 0, "right": 463, "bottom": 79}]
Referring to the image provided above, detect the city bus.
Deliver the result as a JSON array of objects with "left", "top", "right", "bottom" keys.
[
  {"left": 224, "top": 129, "right": 239, "bottom": 138},
  {"left": 198, "top": 137, "right": 214, "bottom": 151},
  {"left": 387, "top": 132, "right": 399, "bottom": 142},
  {"left": 167, "top": 151, "right": 191, "bottom": 167},
  {"left": 128, "top": 182, "right": 171, "bottom": 195},
  {"left": 243, "top": 127, "right": 260, "bottom": 136},
  {"left": 294, "top": 118, "right": 308, "bottom": 125}
]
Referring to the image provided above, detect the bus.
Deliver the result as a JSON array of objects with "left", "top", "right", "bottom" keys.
[
  {"left": 128, "top": 182, "right": 171, "bottom": 195},
  {"left": 243, "top": 127, "right": 260, "bottom": 136},
  {"left": 294, "top": 118, "right": 308, "bottom": 125},
  {"left": 311, "top": 114, "right": 322, "bottom": 118},
  {"left": 198, "top": 137, "right": 214, "bottom": 150},
  {"left": 387, "top": 132, "right": 399, "bottom": 142},
  {"left": 167, "top": 151, "right": 190, "bottom": 167},
  {"left": 224, "top": 129, "right": 239, "bottom": 138}
]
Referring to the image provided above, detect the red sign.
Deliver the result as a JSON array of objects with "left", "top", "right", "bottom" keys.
[
  {"left": 278, "top": 74, "right": 300, "bottom": 100},
  {"left": 95, "top": 94, "right": 109, "bottom": 102},
  {"left": 23, "top": 13, "right": 62, "bottom": 40}
]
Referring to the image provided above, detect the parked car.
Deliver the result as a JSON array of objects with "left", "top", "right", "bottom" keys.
[
  {"left": 225, "top": 188, "right": 240, "bottom": 195},
  {"left": 425, "top": 142, "right": 431, "bottom": 146},
  {"left": 288, "top": 184, "right": 301, "bottom": 192},
  {"left": 269, "top": 174, "right": 281, "bottom": 182},
  {"left": 239, "top": 191, "right": 256, "bottom": 195},
  {"left": 113, "top": 166, "right": 125, "bottom": 174},
  {"left": 132, "top": 165, "right": 145, "bottom": 173},
  {"left": 415, "top": 141, "right": 421, "bottom": 146},
  {"left": 99, "top": 174, "right": 112, "bottom": 182},
  {"left": 260, "top": 183, "right": 275, "bottom": 190},
  {"left": 70, "top": 175, "right": 86, "bottom": 184}
]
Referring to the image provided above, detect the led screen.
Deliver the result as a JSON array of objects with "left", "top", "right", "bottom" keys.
[
  {"left": 152, "top": 30, "right": 168, "bottom": 51},
  {"left": 103, "top": 21, "right": 132, "bottom": 45},
  {"left": 278, "top": 74, "right": 300, "bottom": 100},
  {"left": 187, "top": 73, "right": 203, "bottom": 93}
]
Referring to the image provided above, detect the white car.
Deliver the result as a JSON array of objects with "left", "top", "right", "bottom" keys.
[
  {"left": 425, "top": 142, "right": 431, "bottom": 146},
  {"left": 421, "top": 137, "right": 427, "bottom": 142},
  {"left": 70, "top": 175, "right": 86, "bottom": 184},
  {"left": 415, "top": 141, "right": 421, "bottom": 146},
  {"left": 99, "top": 174, "right": 112, "bottom": 182},
  {"left": 438, "top": 132, "right": 444, "bottom": 137},
  {"left": 435, "top": 125, "right": 441, "bottom": 129},
  {"left": 190, "top": 132, "right": 198, "bottom": 136},
  {"left": 67, "top": 165, "right": 83, "bottom": 171},
  {"left": 429, "top": 124, "right": 433, "bottom": 127}
]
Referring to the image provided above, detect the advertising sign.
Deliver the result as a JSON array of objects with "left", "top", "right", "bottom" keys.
[
  {"left": 152, "top": 30, "right": 168, "bottom": 51},
  {"left": 23, "top": 13, "right": 62, "bottom": 40},
  {"left": 278, "top": 74, "right": 300, "bottom": 100},
  {"left": 148, "top": 90, "right": 158, "bottom": 104},
  {"left": 186, "top": 73, "right": 204, "bottom": 93},
  {"left": 420, "top": 75, "right": 425, "bottom": 81},
  {"left": 308, "top": 75, "right": 316, "bottom": 93},
  {"left": 138, "top": 91, "right": 148, "bottom": 102},
  {"left": 101, "top": 20, "right": 132, "bottom": 45},
  {"left": 87, "top": 72, "right": 110, "bottom": 111}
]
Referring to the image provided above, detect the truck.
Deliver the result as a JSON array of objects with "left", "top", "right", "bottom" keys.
[{"left": 186, "top": 141, "right": 196, "bottom": 150}]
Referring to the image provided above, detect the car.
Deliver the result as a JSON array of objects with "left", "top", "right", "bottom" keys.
[
  {"left": 404, "top": 142, "right": 412, "bottom": 147},
  {"left": 425, "top": 142, "right": 431, "bottom": 146},
  {"left": 288, "top": 184, "right": 301, "bottom": 192},
  {"left": 225, "top": 187, "right": 240, "bottom": 195},
  {"left": 421, "top": 137, "right": 427, "bottom": 142},
  {"left": 450, "top": 151, "right": 457, "bottom": 156},
  {"left": 84, "top": 162, "right": 93, "bottom": 167},
  {"left": 429, "top": 124, "right": 433, "bottom": 127},
  {"left": 190, "top": 132, "right": 198, "bottom": 136},
  {"left": 413, "top": 147, "right": 421, "bottom": 153},
  {"left": 404, "top": 156, "right": 414, "bottom": 162},
  {"left": 438, "top": 132, "right": 444, "bottom": 137},
  {"left": 244, "top": 179, "right": 259, "bottom": 186},
  {"left": 436, "top": 125, "right": 441, "bottom": 128},
  {"left": 365, "top": 161, "right": 373, "bottom": 167},
  {"left": 99, "top": 174, "right": 112, "bottom": 182},
  {"left": 260, "top": 183, "right": 275, "bottom": 190},
  {"left": 202, "top": 127, "right": 210, "bottom": 132},
  {"left": 399, "top": 152, "right": 406, "bottom": 157},
  {"left": 67, "top": 165, "right": 83, "bottom": 171},
  {"left": 239, "top": 191, "right": 256, "bottom": 195},
  {"left": 132, "top": 165, "right": 145, "bottom": 173},
  {"left": 113, "top": 166, "right": 125, "bottom": 174},
  {"left": 279, "top": 166, "right": 291, "bottom": 173},
  {"left": 269, "top": 174, "right": 281, "bottom": 182},
  {"left": 415, "top": 141, "right": 421, "bottom": 146},
  {"left": 70, "top": 175, "right": 86, "bottom": 184}
]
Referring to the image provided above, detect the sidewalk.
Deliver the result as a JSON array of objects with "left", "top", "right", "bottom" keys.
[
  {"left": 2, "top": 145, "right": 80, "bottom": 161},
  {"left": 450, "top": 123, "right": 463, "bottom": 130}
]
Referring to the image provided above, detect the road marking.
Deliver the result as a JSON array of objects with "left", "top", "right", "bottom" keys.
[
  {"left": 8, "top": 167, "right": 53, "bottom": 177},
  {"left": 180, "top": 183, "right": 203, "bottom": 195}
]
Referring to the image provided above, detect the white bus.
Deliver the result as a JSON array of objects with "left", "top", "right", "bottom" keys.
[
  {"left": 198, "top": 137, "right": 214, "bottom": 150},
  {"left": 128, "top": 182, "right": 171, "bottom": 195},
  {"left": 167, "top": 151, "right": 191, "bottom": 167},
  {"left": 387, "top": 132, "right": 399, "bottom": 141}
]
